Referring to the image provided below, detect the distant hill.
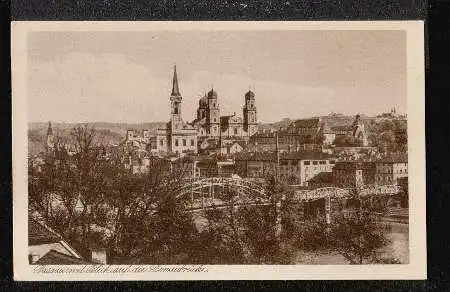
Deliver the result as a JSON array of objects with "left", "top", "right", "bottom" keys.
[
  {"left": 28, "top": 114, "right": 405, "bottom": 155},
  {"left": 28, "top": 122, "right": 166, "bottom": 156}
]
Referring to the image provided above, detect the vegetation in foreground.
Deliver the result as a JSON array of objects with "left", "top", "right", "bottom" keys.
[{"left": 29, "top": 125, "right": 403, "bottom": 264}]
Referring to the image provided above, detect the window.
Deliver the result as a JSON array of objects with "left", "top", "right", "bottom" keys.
[
  {"left": 191, "top": 139, "right": 194, "bottom": 146},
  {"left": 330, "top": 160, "right": 336, "bottom": 164},
  {"left": 183, "top": 139, "right": 186, "bottom": 146},
  {"left": 160, "top": 140, "right": 164, "bottom": 146},
  {"left": 304, "top": 161, "right": 310, "bottom": 165},
  {"left": 175, "top": 139, "right": 179, "bottom": 147},
  {"left": 313, "top": 161, "right": 318, "bottom": 165},
  {"left": 319, "top": 161, "right": 326, "bottom": 165},
  {"left": 234, "top": 128, "right": 238, "bottom": 135}
]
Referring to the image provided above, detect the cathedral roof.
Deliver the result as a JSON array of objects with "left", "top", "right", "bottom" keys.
[{"left": 192, "top": 117, "right": 206, "bottom": 126}]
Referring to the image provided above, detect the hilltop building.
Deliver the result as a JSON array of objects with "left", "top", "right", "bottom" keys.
[
  {"left": 248, "top": 118, "right": 332, "bottom": 153},
  {"left": 351, "top": 114, "right": 369, "bottom": 147}
]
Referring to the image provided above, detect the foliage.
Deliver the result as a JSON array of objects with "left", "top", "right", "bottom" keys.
[
  {"left": 29, "top": 125, "right": 397, "bottom": 265},
  {"left": 28, "top": 124, "right": 199, "bottom": 263},
  {"left": 366, "top": 119, "right": 407, "bottom": 152},
  {"left": 334, "top": 134, "right": 362, "bottom": 147},
  {"left": 328, "top": 210, "right": 390, "bottom": 264},
  {"left": 294, "top": 215, "right": 331, "bottom": 251},
  {"left": 188, "top": 175, "right": 297, "bottom": 264}
]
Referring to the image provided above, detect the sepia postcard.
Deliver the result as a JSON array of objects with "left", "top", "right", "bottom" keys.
[{"left": 12, "top": 21, "right": 426, "bottom": 280}]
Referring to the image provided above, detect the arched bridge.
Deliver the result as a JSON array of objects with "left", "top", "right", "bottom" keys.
[
  {"left": 177, "top": 177, "right": 270, "bottom": 211},
  {"left": 176, "top": 177, "right": 402, "bottom": 214}
]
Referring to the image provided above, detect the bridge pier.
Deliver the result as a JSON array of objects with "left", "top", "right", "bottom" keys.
[{"left": 325, "top": 195, "right": 331, "bottom": 224}]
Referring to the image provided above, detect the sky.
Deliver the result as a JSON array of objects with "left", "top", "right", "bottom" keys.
[{"left": 27, "top": 30, "right": 406, "bottom": 123}]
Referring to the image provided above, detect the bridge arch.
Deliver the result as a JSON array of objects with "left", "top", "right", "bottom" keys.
[{"left": 177, "top": 177, "right": 269, "bottom": 211}]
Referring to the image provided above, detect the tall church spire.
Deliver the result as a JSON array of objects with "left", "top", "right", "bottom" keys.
[
  {"left": 47, "top": 121, "right": 53, "bottom": 136},
  {"left": 46, "top": 121, "right": 54, "bottom": 151},
  {"left": 171, "top": 65, "right": 181, "bottom": 96}
]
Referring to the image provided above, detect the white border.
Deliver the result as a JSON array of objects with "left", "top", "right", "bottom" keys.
[{"left": 12, "top": 21, "right": 426, "bottom": 280}]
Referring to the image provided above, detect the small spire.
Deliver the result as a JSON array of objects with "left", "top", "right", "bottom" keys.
[
  {"left": 47, "top": 121, "right": 53, "bottom": 135},
  {"left": 171, "top": 65, "right": 181, "bottom": 96}
]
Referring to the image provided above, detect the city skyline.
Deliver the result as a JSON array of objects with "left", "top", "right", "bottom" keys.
[{"left": 27, "top": 30, "right": 406, "bottom": 123}]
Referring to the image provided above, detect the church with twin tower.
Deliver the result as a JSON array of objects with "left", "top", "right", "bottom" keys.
[{"left": 140, "top": 66, "right": 259, "bottom": 154}]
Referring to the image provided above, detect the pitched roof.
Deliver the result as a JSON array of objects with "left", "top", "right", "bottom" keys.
[
  {"left": 250, "top": 131, "right": 276, "bottom": 139},
  {"left": 34, "top": 249, "right": 91, "bottom": 265},
  {"left": 376, "top": 152, "right": 408, "bottom": 163},
  {"left": 307, "top": 172, "right": 333, "bottom": 184},
  {"left": 192, "top": 117, "right": 206, "bottom": 126},
  {"left": 331, "top": 125, "right": 351, "bottom": 132},
  {"left": 292, "top": 118, "right": 321, "bottom": 128},
  {"left": 334, "top": 160, "right": 376, "bottom": 169},
  {"left": 235, "top": 150, "right": 334, "bottom": 161},
  {"left": 29, "top": 218, "right": 61, "bottom": 245}
]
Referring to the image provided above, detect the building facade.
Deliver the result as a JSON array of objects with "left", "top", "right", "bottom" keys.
[
  {"left": 124, "top": 66, "right": 259, "bottom": 156},
  {"left": 192, "top": 88, "right": 258, "bottom": 141},
  {"left": 125, "top": 66, "right": 198, "bottom": 155},
  {"left": 332, "top": 160, "right": 376, "bottom": 188},
  {"left": 248, "top": 118, "right": 330, "bottom": 153},
  {"left": 235, "top": 151, "right": 336, "bottom": 186},
  {"left": 375, "top": 153, "right": 408, "bottom": 185}
]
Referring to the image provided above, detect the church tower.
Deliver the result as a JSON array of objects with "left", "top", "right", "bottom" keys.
[
  {"left": 46, "top": 121, "right": 54, "bottom": 151},
  {"left": 243, "top": 90, "right": 257, "bottom": 136},
  {"left": 206, "top": 88, "right": 220, "bottom": 137},
  {"left": 170, "top": 65, "right": 183, "bottom": 132}
]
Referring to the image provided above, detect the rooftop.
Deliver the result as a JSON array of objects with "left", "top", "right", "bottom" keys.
[
  {"left": 34, "top": 249, "right": 91, "bottom": 265},
  {"left": 376, "top": 152, "right": 408, "bottom": 163},
  {"left": 235, "top": 150, "right": 335, "bottom": 161},
  {"left": 307, "top": 172, "right": 333, "bottom": 184},
  {"left": 29, "top": 218, "right": 61, "bottom": 246},
  {"left": 291, "top": 118, "right": 321, "bottom": 128}
]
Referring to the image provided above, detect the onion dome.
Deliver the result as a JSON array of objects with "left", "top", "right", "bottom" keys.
[
  {"left": 245, "top": 90, "right": 255, "bottom": 100},
  {"left": 199, "top": 94, "right": 208, "bottom": 107},
  {"left": 207, "top": 89, "right": 218, "bottom": 99}
]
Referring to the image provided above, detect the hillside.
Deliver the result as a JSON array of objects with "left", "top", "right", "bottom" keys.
[{"left": 28, "top": 122, "right": 165, "bottom": 155}]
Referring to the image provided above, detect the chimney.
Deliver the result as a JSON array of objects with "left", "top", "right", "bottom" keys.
[{"left": 91, "top": 249, "right": 107, "bottom": 264}]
